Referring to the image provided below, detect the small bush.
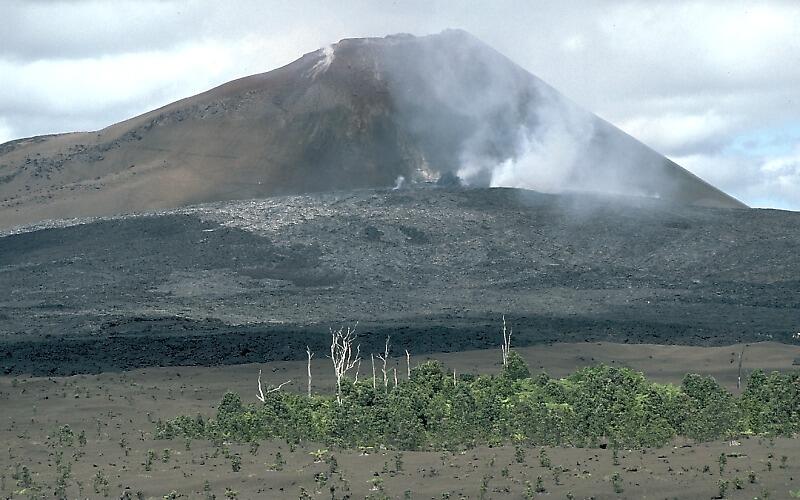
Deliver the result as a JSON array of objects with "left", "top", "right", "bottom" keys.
[{"left": 611, "top": 472, "right": 623, "bottom": 494}]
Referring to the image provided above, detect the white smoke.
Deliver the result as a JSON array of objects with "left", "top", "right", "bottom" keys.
[
  {"left": 308, "top": 44, "right": 335, "bottom": 79},
  {"left": 392, "top": 175, "right": 406, "bottom": 190},
  {"left": 382, "top": 31, "right": 695, "bottom": 203},
  {"left": 459, "top": 96, "right": 595, "bottom": 194}
]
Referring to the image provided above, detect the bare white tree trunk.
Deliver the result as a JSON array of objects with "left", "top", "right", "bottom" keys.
[
  {"left": 355, "top": 359, "right": 361, "bottom": 384},
  {"left": 371, "top": 353, "right": 376, "bottom": 390},
  {"left": 256, "top": 369, "right": 292, "bottom": 402},
  {"left": 501, "top": 315, "right": 512, "bottom": 366},
  {"left": 737, "top": 345, "right": 746, "bottom": 390},
  {"left": 405, "top": 349, "right": 411, "bottom": 379},
  {"left": 330, "top": 324, "right": 361, "bottom": 404},
  {"left": 393, "top": 368, "right": 398, "bottom": 388},
  {"left": 306, "top": 346, "right": 314, "bottom": 397},
  {"left": 375, "top": 336, "right": 390, "bottom": 389},
  {"left": 453, "top": 369, "right": 457, "bottom": 387}
]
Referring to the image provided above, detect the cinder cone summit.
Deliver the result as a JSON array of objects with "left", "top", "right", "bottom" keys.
[{"left": 0, "top": 30, "right": 745, "bottom": 229}]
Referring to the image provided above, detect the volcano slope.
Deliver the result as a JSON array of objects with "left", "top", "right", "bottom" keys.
[
  {"left": 0, "top": 187, "right": 796, "bottom": 376},
  {"left": 0, "top": 30, "right": 743, "bottom": 230}
]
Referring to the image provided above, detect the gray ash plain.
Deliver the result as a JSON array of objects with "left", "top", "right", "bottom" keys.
[{"left": 1, "top": 186, "right": 798, "bottom": 375}]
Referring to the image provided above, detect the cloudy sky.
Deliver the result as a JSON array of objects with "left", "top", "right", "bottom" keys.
[{"left": 2, "top": 0, "right": 798, "bottom": 210}]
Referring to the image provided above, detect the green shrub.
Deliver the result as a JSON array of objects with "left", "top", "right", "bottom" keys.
[
  {"left": 502, "top": 351, "right": 531, "bottom": 381},
  {"left": 680, "top": 373, "right": 740, "bottom": 441},
  {"left": 156, "top": 362, "right": 799, "bottom": 451},
  {"left": 740, "top": 370, "right": 800, "bottom": 436}
]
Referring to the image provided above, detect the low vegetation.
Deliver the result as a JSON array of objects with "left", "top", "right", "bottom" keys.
[
  {"left": 1, "top": 338, "right": 797, "bottom": 499},
  {"left": 158, "top": 352, "right": 799, "bottom": 450}
]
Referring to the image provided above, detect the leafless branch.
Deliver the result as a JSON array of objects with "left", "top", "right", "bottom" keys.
[
  {"left": 330, "top": 323, "right": 361, "bottom": 404},
  {"left": 306, "top": 346, "right": 314, "bottom": 397},
  {"left": 501, "top": 315, "right": 512, "bottom": 366},
  {"left": 371, "top": 353, "right": 376, "bottom": 390},
  {"left": 375, "top": 336, "right": 390, "bottom": 389},
  {"left": 256, "top": 369, "right": 292, "bottom": 402},
  {"left": 737, "top": 345, "right": 746, "bottom": 390}
]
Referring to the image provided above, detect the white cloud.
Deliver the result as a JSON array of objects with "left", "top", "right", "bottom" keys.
[
  {"left": 0, "top": 0, "right": 199, "bottom": 61},
  {"left": 619, "top": 111, "right": 740, "bottom": 156},
  {"left": 674, "top": 148, "right": 800, "bottom": 211},
  {"left": 1, "top": 43, "right": 227, "bottom": 113},
  {"left": 562, "top": 35, "right": 586, "bottom": 52},
  {"left": 0, "top": 118, "right": 13, "bottom": 145}
]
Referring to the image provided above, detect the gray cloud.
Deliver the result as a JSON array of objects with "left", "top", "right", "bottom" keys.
[
  {"left": 0, "top": 1, "right": 199, "bottom": 61},
  {"left": 0, "top": 0, "right": 798, "bottom": 209}
]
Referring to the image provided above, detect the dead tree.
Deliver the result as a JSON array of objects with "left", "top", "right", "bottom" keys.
[
  {"left": 375, "top": 336, "right": 390, "bottom": 389},
  {"left": 371, "top": 353, "right": 377, "bottom": 389},
  {"left": 256, "top": 369, "right": 291, "bottom": 402},
  {"left": 393, "top": 368, "right": 398, "bottom": 388},
  {"left": 330, "top": 324, "right": 361, "bottom": 404},
  {"left": 501, "top": 315, "right": 512, "bottom": 366},
  {"left": 306, "top": 346, "right": 314, "bottom": 397},
  {"left": 737, "top": 345, "right": 747, "bottom": 390},
  {"left": 405, "top": 349, "right": 411, "bottom": 379}
]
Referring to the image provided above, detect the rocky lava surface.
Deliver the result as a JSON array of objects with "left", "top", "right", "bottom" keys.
[{"left": 1, "top": 187, "right": 797, "bottom": 375}]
